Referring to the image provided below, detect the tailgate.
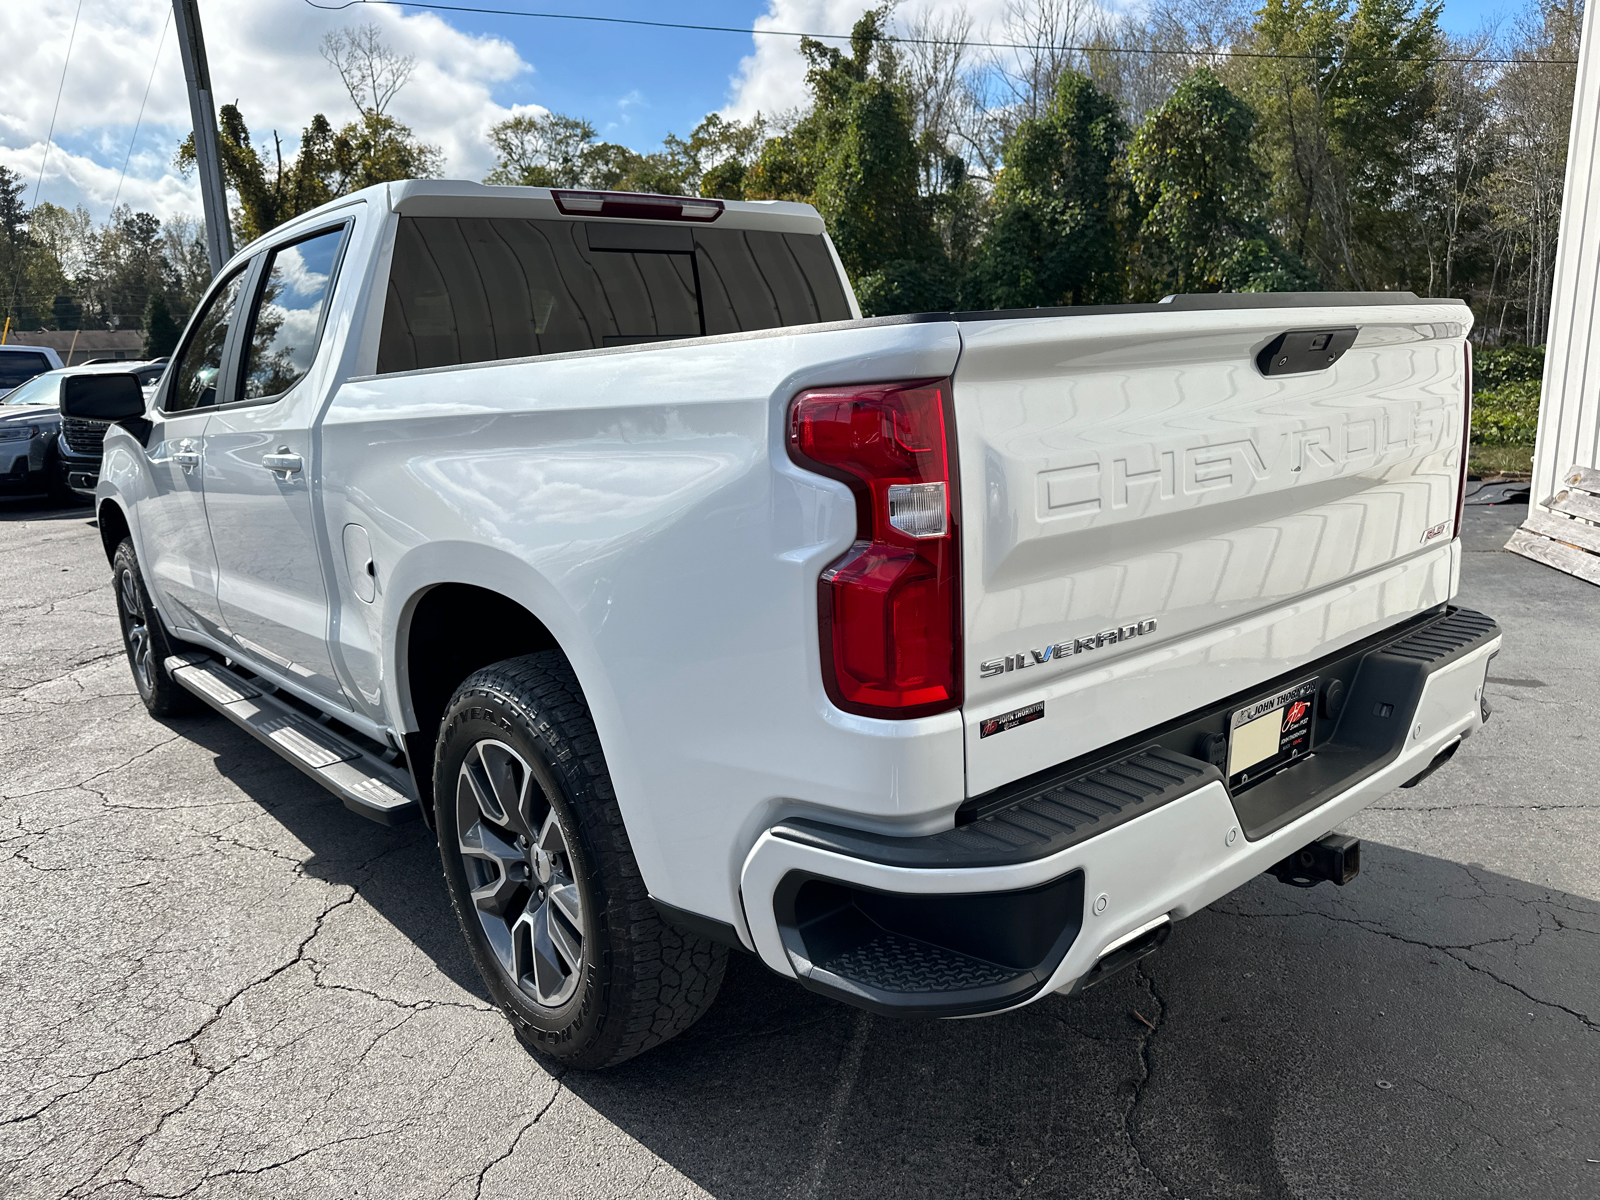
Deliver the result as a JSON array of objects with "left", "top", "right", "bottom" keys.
[{"left": 954, "top": 298, "right": 1470, "bottom": 794}]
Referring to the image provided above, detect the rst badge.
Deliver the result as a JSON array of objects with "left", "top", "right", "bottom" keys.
[{"left": 979, "top": 618, "right": 1158, "bottom": 679}]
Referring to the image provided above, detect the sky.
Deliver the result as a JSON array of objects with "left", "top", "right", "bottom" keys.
[{"left": 0, "top": 0, "right": 1534, "bottom": 227}]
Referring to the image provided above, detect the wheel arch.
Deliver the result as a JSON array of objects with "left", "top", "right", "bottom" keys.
[
  {"left": 385, "top": 547, "right": 609, "bottom": 827},
  {"left": 96, "top": 498, "right": 131, "bottom": 566}
]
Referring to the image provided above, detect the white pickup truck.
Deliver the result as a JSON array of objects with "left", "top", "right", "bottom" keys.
[{"left": 77, "top": 181, "right": 1499, "bottom": 1068}]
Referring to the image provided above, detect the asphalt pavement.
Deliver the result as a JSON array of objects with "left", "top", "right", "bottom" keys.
[{"left": 1, "top": 496, "right": 1595, "bottom": 1199}]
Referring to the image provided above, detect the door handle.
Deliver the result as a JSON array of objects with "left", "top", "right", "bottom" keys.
[
  {"left": 172, "top": 449, "right": 201, "bottom": 473},
  {"left": 262, "top": 450, "right": 303, "bottom": 476}
]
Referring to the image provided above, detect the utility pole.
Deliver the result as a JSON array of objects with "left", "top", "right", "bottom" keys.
[{"left": 171, "top": 0, "right": 232, "bottom": 276}]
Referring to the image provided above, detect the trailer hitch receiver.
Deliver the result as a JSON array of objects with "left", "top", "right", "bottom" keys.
[{"left": 1269, "top": 834, "right": 1360, "bottom": 888}]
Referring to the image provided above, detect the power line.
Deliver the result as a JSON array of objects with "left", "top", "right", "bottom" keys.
[
  {"left": 302, "top": 0, "right": 1581, "bottom": 66},
  {"left": 112, "top": 10, "right": 174, "bottom": 214},
  {"left": 7, "top": 0, "right": 85, "bottom": 332}
]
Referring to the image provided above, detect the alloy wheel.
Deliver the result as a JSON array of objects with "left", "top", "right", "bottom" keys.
[
  {"left": 456, "top": 739, "right": 585, "bottom": 1008},
  {"left": 118, "top": 566, "right": 154, "bottom": 696}
]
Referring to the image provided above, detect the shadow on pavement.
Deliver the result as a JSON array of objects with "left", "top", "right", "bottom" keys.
[
  {"left": 564, "top": 843, "right": 1599, "bottom": 1199},
  {"left": 150, "top": 704, "right": 1600, "bottom": 1200},
  {"left": 0, "top": 498, "right": 95, "bottom": 522},
  {"left": 156, "top": 710, "right": 488, "bottom": 1005}
]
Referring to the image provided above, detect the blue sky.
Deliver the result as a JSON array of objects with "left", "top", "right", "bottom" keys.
[{"left": 0, "top": 0, "right": 1549, "bottom": 224}]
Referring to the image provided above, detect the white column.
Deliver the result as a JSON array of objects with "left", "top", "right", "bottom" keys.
[{"left": 1530, "top": 0, "right": 1600, "bottom": 510}]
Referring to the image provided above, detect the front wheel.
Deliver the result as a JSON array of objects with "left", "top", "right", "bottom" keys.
[
  {"left": 112, "top": 539, "right": 203, "bottom": 717},
  {"left": 434, "top": 652, "right": 727, "bottom": 1068}
]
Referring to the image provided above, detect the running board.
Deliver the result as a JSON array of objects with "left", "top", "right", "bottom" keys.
[{"left": 165, "top": 653, "right": 418, "bottom": 825}]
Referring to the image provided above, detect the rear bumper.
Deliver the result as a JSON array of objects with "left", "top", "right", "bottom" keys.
[{"left": 739, "top": 607, "right": 1500, "bottom": 1017}]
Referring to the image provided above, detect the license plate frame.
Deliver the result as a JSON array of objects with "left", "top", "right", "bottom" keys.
[{"left": 1227, "top": 679, "right": 1319, "bottom": 790}]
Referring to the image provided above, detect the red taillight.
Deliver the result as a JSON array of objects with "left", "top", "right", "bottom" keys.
[
  {"left": 788, "top": 379, "right": 962, "bottom": 719},
  {"left": 1455, "top": 342, "right": 1473, "bottom": 540}
]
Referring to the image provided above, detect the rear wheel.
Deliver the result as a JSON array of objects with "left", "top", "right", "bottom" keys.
[
  {"left": 112, "top": 539, "right": 203, "bottom": 717},
  {"left": 434, "top": 652, "right": 727, "bottom": 1068}
]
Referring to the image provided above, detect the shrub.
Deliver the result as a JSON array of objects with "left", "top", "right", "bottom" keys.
[
  {"left": 1472, "top": 344, "right": 1543, "bottom": 392},
  {"left": 1470, "top": 379, "right": 1541, "bottom": 446}
]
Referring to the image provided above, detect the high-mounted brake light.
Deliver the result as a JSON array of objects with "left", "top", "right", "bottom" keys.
[
  {"left": 788, "top": 379, "right": 962, "bottom": 719},
  {"left": 1455, "top": 342, "right": 1473, "bottom": 540},
  {"left": 551, "top": 189, "right": 725, "bottom": 222}
]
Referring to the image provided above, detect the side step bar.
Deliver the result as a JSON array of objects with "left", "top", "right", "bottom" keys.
[{"left": 165, "top": 653, "right": 418, "bottom": 825}]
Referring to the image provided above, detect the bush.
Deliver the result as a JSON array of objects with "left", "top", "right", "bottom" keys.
[
  {"left": 1472, "top": 343, "right": 1543, "bottom": 392},
  {"left": 1470, "top": 379, "right": 1541, "bottom": 446}
]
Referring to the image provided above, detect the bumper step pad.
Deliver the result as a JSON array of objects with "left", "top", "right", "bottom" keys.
[
  {"left": 765, "top": 605, "right": 1500, "bottom": 1017},
  {"left": 165, "top": 653, "right": 417, "bottom": 825}
]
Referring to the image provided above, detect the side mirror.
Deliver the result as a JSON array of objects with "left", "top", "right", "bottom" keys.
[{"left": 61, "top": 373, "right": 146, "bottom": 421}]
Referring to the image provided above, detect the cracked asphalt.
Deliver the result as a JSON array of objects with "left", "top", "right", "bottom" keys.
[{"left": 1, "top": 498, "right": 1596, "bottom": 1199}]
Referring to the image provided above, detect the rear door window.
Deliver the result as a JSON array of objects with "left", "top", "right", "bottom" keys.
[
  {"left": 0, "top": 353, "right": 51, "bottom": 391},
  {"left": 377, "top": 215, "right": 852, "bottom": 374}
]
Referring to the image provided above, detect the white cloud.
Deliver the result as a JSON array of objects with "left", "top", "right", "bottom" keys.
[
  {"left": 722, "top": 0, "right": 1021, "bottom": 120},
  {"left": 0, "top": 0, "right": 532, "bottom": 223}
]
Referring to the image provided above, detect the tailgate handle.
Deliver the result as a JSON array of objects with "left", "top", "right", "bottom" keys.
[{"left": 1256, "top": 328, "right": 1358, "bottom": 376}]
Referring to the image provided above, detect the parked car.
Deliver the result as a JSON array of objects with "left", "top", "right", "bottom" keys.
[
  {"left": 0, "top": 343, "right": 64, "bottom": 398},
  {"left": 0, "top": 368, "right": 71, "bottom": 502},
  {"left": 85, "top": 181, "right": 1500, "bottom": 1069},
  {"left": 0, "top": 361, "right": 165, "bottom": 503},
  {"left": 55, "top": 360, "right": 168, "bottom": 498}
]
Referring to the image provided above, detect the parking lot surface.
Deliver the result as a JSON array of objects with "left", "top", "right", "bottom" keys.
[{"left": 1, "top": 498, "right": 1596, "bottom": 1199}]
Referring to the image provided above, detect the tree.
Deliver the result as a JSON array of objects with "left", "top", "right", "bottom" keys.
[
  {"left": 1479, "top": 0, "right": 1582, "bottom": 343},
  {"left": 176, "top": 26, "right": 439, "bottom": 241},
  {"left": 143, "top": 293, "right": 181, "bottom": 358},
  {"left": 965, "top": 70, "right": 1131, "bottom": 308},
  {"left": 321, "top": 24, "right": 416, "bottom": 118},
  {"left": 1233, "top": 0, "right": 1443, "bottom": 290},
  {"left": 1126, "top": 67, "right": 1317, "bottom": 295},
  {"left": 743, "top": 9, "right": 952, "bottom": 312},
  {"left": 485, "top": 110, "right": 765, "bottom": 199},
  {"left": 0, "top": 165, "right": 26, "bottom": 247},
  {"left": 486, "top": 112, "right": 604, "bottom": 188}
]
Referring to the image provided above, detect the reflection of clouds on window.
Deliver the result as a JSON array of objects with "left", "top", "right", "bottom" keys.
[
  {"left": 273, "top": 243, "right": 332, "bottom": 301},
  {"left": 242, "top": 227, "right": 344, "bottom": 401}
]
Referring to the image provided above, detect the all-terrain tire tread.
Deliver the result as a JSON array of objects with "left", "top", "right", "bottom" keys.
[{"left": 441, "top": 651, "right": 727, "bottom": 1068}]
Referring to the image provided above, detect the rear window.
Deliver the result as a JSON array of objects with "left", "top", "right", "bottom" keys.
[
  {"left": 0, "top": 352, "right": 51, "bottom": 390},
  {"left": 376, "top": 216, "right": 852, "bottom": 374}
]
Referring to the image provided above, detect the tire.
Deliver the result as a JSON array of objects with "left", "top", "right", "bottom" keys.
[
  {"left": 112, "top": 538, "right": 204, "bottom": 718},
  {"left": 434, "top": 652, "right": 727, "bottom": 1069}
]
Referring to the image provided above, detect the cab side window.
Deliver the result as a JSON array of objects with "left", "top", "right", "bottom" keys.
[
  {"left": 239, "top": 226, "right": 347, "bottom": 402},
  {"left": 167, "top": 268, "right": 247, "bottom": 413}
]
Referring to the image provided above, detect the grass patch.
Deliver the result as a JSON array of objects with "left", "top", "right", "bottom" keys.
[{"left": 1468, "top": 445, "right": 1533, "bottom": 477}]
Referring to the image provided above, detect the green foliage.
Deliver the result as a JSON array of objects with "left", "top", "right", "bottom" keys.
[
  {"left": 1472, "top": 343, "right": 1545, "bottom": 391},
  {"left": 1471, "top": 379, "right": 1541, "bottom": 445},
  {"left": 855, "top": 259, "right": 959, "bottom": 317},
  {"left": 1233, "top": 0, "right": 1443, "bottom": 289},
  {"left": 486, "top": 111, "right": 766, "bottom": 199},
  {"left": 142, "top": 293, "right": 181, "bottom": 358},
  {"left": 1125, "top": 68, "right": 1317, "bottom": 297},
  {"left": 746, "top": 10, "right": 939, "bottom": 284},
  {"left": 179, "top": 105, "right": 440, "bottom": 242},
  {"left": 965, "top": 71, "right": 1130, "bottom": 309},
  {"left": 1215, "top": 237, "right": 1324, "bottom": 292},
  {"left": 1468, "top": 344, "right": 1543, "bottom": 447}
]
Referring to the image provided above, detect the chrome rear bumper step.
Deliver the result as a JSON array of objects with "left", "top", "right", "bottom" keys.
[{"left": 165, "top": 653, "right": 418, "bottom": 825}]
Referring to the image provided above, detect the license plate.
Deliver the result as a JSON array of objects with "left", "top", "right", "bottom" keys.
[{"left": 1227, "top": 679, "right": 1318, "bottom": 789}]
